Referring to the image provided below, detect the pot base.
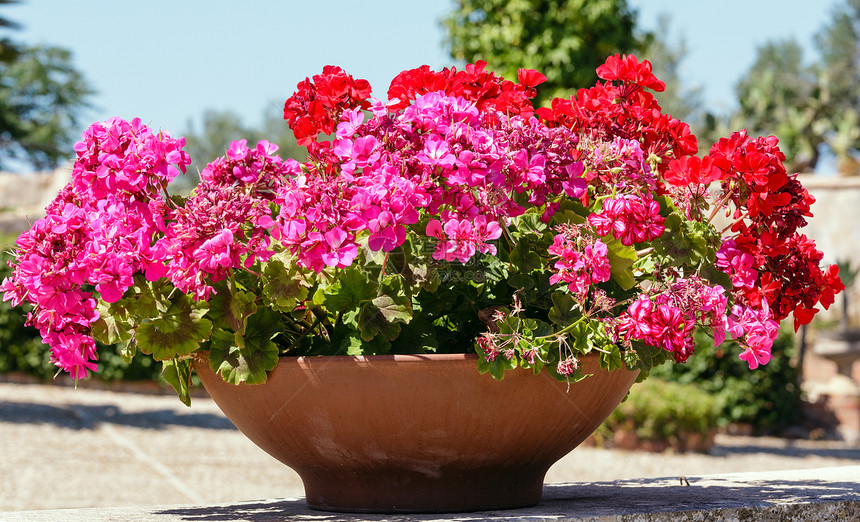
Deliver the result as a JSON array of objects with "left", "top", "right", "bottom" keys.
[
  {"left": 303, "top": 468, "right": 544, "bottom": 513},
  {"left": 194, "top": 353, "right": 638, "bottom": 513}
]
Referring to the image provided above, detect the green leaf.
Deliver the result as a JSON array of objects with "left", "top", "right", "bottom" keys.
[
  {"left": 262, "top": 257, "right": 310, "bottom": 311},
  {"left": 655, "top": 194, "right": 677, "bottom": 218},
  {"left": 357, "top": 294, "right": 413, "bottom": 341},
  {"left": 700, "top": 261, "right": 734, "bottom": 290},
  {"left": 343, "top": 333, "right": 391, "bottom": 355},
  {"left": 411, "top": 264, "right": 441, "bottom": 292},
  {"left": 631, "top": 340, "right": 671, "bottom": 376},
  {"left": 555, "top": 199, "right": 590, "bottom": 224},
  {"left": 506, "top": 272, "right": 535, "bottom": 291},
  {"left": 208, "top": 309, "right": 281, "bottom": 384},
  {"left": 208, "top": 329, "right": 239, "bottom": 379},
  {"left": 241, "top": 308, "right": 283, "bottom": 351},
  {"left": 548, "top": 291, "right": 580, "bottom": 326},
  {"left": 314, "top": 266, "right": 377, "bottom": 313},
  {"left": 208, "top": 280, "right": 258, "bottom": 334},
  {"left": 604, "top": 237, "right": 637, "bottom": 290},
  {"left": 511, "top": 211, "right": 547, "bottom": 237},
  {"left": 653, "top": 213, "right": 718, "bottom": 268},
  {"left": 161, "top": 358, "right": 193, "bottom": 407},
  {"left": 91, "top": 304, "right": 133, "bottom": 346},
  {"left": 125, "top": 275, "right": 172, "bottom": 318},
  {"left": 599, "top": 344, "right": 625, "bottom": 371},
  {"left": 118, "top": 342, "right": 137, "bottom": 365},
  {"left": 622, "top": 348, "right": 640, "bottom": 370},
  {"left": 389, "top": 314, "right": 439, "bottom": 354},
  {"left": 341, "top": 307, "right": 360, "bottom": 329},
  {"left": 510, "top": 242, "right": 543, "bottom": 273},
  {"left": 521, "top": 317, "right": 554, "bottom": 337},
  {"left": 373, "top": 294, "right": 413, "bottom": 324},
  {"left": 415, "top": 283, "right": 476, "bottom": 319},
  {"left": 92, "top": 276, "right": 174, "bottom": 345},
  {"left": 476, "top": 352, "right": 518, "bottom": 380},
  {"left": 136, "top": 294, "right": 212, "bottom": 360}
]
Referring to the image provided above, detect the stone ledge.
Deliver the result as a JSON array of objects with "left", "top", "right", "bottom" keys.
[{"left": 3, "top": 466, "right": 858, "bottom": 521}]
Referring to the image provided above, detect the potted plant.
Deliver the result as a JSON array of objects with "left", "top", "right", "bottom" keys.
[{"left": 1, "top": 55, "right": 844, "bottom": 513}]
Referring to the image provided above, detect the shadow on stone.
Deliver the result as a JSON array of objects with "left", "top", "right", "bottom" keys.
[
  {"left": 157, "top": 500, "right": 311, "bottom": 522},
  {"left": 708, "top": 441, "right": 860, "bottom": 461},
  {"left": 0, "top": 400, "right": 235, "bottom": 430},
  {"left": 154, "top": 476, "right": 860, "bottom": 521}
]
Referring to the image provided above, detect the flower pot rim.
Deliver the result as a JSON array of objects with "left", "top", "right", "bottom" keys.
[
  {"left": 287, "top": 352, "right": 481, "bottom": 363},
  {"left": 194, "top": 351, "right": 607, "bottom": 367},
  {"left": 193, "top": 351, "right": 613, "bottom": 384},
  {"left": 194, "top": 351, "right": 484, "bottom": 364}
]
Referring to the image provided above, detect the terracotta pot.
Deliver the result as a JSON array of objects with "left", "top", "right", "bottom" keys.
[{"left": 193, "top": 352, "right": 638, "bottom": 513}]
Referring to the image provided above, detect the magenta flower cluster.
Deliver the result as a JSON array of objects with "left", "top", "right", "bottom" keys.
[
  {"left": 547, "top": 226, "right": 612, "bottom": 297},
  {"left": 1, "top": 118, "right": 190, "bottom": 378},
  {"left": 270, "top": 92, "right": 585, "bottom": 273},
  {"left": 156, "top": 139, "right": 300, "bottom": 300}
]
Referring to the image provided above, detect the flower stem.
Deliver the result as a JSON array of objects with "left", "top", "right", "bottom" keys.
[
  {"left": 287, "top": 313, "right": 326, "bottom": 353},
  {"left": 546, "top": 315, "right": 586, "bottom": 340},
  {"left": 720, "top": 216, "right": 746, "bottom": 235},
  {"left": 380, "top": 252, "right": 389, "bottom": 280},
  {"left": 708, "top": 189, "right": 735, "bottom": 223},
  {"left": 241, "top": 266, "right": 263, "bottom": 278}
]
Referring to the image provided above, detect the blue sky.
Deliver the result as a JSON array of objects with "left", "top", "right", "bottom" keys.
[{"left": 5, "top": 0, "right": 844, "bottom": 143}]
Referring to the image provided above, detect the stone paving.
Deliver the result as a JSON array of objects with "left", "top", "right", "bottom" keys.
[
  {"left": 3, "top": 466, "right": 859, "bottom": 522},
  {"left": 1, "top": 379, "right": 859, "bottom": 513}
]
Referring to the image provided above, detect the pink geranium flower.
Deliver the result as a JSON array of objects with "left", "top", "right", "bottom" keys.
[
  {"left": 322, "top": 228, "right": 358, "bottom": 268},
  {"left": 417, "top": 135, "right": 456, "bottom": 168}
]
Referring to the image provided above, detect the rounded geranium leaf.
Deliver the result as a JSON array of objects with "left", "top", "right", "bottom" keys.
[
  {"left": 209, "top": 309, "right": 281, "bottom": 385},
  {"left": 208, "top": 280, "right": 258, "bottom": 335},
  {"left": 136, "top": 294, "right": 212, "bottom": 360}
]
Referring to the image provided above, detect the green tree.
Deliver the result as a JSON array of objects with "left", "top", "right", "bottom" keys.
[
  {"left": 443, "top": 0, "right": 649, "bottom": 106},
  {"left": 814, "top": 0, "right": 860, "bottom": 174},
  {"left": 645, "top": 15, "right": 703, "bottom": 127},
  {"left": 0, "top": 45, "right": 95, "bottom": 170},
  {"left": 815, "top": 0, "right": 860, "bottom": 109},
  {"left": 0, "top": 0, "right": 22, "bottom": 65},
  {"left": 0, "top": 2, "right": 94, "bottom": 171},
  {"left": 729, "top": 0, "right": 860, "bottom": 174},
  {"left": 733, "top": 40, "right": 828, "bottom": 173},
  {"left": 183, "top": 109, "right": 250, "bottom": 177}
]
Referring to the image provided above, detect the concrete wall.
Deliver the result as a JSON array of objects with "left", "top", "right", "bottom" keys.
[
  {"left": 799, "top": 175, "right": 860, "bottom": 266},
  {"left": 0, "top": 167, "right": 71, "bottom": 236},
  {"left": 799, "top": 175, "right": 860, "bottom": 325}
]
